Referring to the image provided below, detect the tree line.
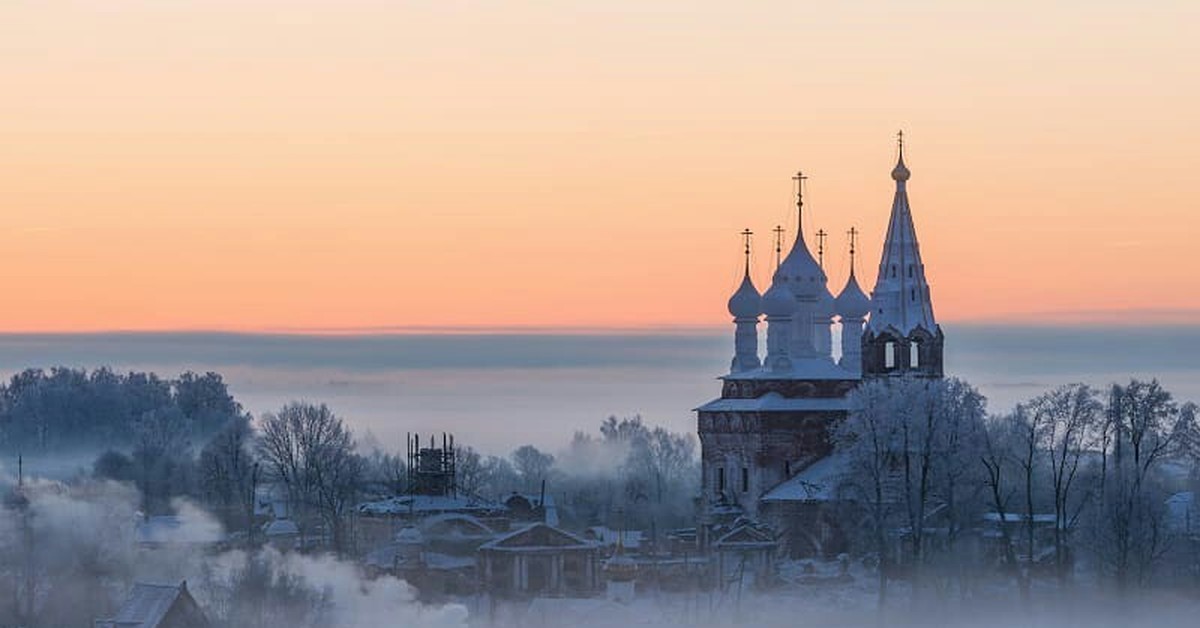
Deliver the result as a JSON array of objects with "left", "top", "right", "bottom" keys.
[
  {"left": 0, "top": 368, "right": 697, "bottom": 553},
  {"left": 0, "top": 368, "right": 243, "bottom": 451},
  {"left": 834, "top": 377, "right": 1199, "bottom": 603}
]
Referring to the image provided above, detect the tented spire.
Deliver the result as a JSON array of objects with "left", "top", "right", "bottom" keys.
[{"left": 868, "top": 133, "right": 936, "bottom": 334}]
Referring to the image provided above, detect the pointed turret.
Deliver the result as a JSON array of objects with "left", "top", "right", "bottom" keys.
[
  {"left": 868, "top": 132, "right": 936, "bottom": 335},
  {"left": 863, "top": 133, "right": 944, "bottom": 378},
  {"left": 728, "top": 229, "right": 762, "bottom": 372}
]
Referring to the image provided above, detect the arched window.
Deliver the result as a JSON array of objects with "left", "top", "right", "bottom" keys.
[
  {"left": 718, "top": 467, "right": 726, "bottom": 493},
  {"left": 891, "top": 266, "right": 896, "bottom": 278},
  {"left": 885, "top": 341, "right": 896, "bottom": 369},
  {"left": 910, "top": 343, "right": 920, "bottom": 368},
  {"left": 741, "top": 467, "right": 750, "bottom": 493}
]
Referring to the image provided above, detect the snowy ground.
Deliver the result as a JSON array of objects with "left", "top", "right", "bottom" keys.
[{"left": 466, "top": 558, "right": 1200, "bottom": 628}]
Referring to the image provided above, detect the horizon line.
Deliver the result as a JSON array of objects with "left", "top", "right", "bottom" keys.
[{"left": 0, "top": 308, "right": 1197, "bottom": 337}]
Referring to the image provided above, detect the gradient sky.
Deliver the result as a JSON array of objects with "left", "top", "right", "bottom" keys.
[{"left": 2, "top": 1, "right": 1198, "bottom": 332}]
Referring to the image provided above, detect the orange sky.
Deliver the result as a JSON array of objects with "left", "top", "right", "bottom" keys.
[{"left": 2, "top": 1, "right": 1198, "bottom": 332}]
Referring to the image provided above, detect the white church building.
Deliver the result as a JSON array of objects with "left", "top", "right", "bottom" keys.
[{"left": 696, "top": 138, "right": 944, "bottom": 556}]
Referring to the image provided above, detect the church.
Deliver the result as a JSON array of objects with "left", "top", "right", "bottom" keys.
[{"left": 696, "top": 137, "right": 944, "bottom": 556}]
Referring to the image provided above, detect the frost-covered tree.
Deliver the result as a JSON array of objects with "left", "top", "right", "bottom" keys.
[
  {"left": 131, "top": 406, "right": 196, "bottom": 513},
  {"left": 478, "top": 454, "right": 520, "bottom": 498},
  {"left": 980, "top": 410, "right": 1029, "bottom": 606},
  {"left": 1090, "top": 380, "right": 1197, "bottom": 591},
  {"left": 257, "top": 402, "right": 364, "bottom": 553},
  {"left": 198, "top": 415, "right": 258, "bottom": 536},
  {"left": 1027, "top": 383, "right": 1103, "bottom": 584},
  {"left": 833, "top": 377, "right": 906, "bottom": 603},
  {"left": 454, "top": 445, "right": 484, "bottom": 496},
  {"left": 834, "top": 376, "right": 986, "bottom": 593},
  {"left": 360, "top": 449, "right": 406, "bottom": 496},
  {"left": 511, "top": 445, "right": 555, "bottom": 490}
]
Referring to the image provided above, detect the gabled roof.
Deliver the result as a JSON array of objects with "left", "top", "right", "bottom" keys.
[
  {"left": 713, "top": 523, "right": 776, "bottom": 549},
  {"left": 95, "top": 581, "right": 208, "bottom": 628},
  {"left": 420, "top": 512, "right": 495, "bottom": 538},
  {"left": 478, "top": 523, "right": 595, "bottom": 553}
]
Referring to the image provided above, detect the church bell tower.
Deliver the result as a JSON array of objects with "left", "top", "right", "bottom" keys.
[{"left": 861, "top": 133, "right": 944, "bottom": 378}]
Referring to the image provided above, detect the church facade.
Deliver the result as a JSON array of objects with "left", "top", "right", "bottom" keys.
[{"left": 696, "top": 140, "right": 944, "bottom": 555}]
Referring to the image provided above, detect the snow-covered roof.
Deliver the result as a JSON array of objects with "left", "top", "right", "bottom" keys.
[
  {"left": 761, "top": 453, "right": 852, "bottom": 503},
  {"left": 358, "top": 494, "right": 504, "bottom": 516},
  {"left": 420, "top": 512, "right": 495, "bottom": 538},
  {"left": 135, "top": 515, "right": 223, "bottom": 546},
  {"left": 262, "top": 518, "right": 299, "bottom": 537},
  {"left": 712, "top": 522, "right": 776, "bottom": 549},
  {"left": 95, "top": 581, "right": 205, "bottom": 628},
  {"left": 720, "top": 357, "right": 858, "bottom": 381},
  {"left": 981, "top": 512, "right": 1058, "bottom": 524},
  {"left": 697, "top": 392, "right": 851, "bottom": 414}
]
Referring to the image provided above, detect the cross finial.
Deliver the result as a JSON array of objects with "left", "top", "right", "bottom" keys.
[
  {"left": 791, "top": 170, "right": 808, "bottom": 240},
  {"left": 897, "top": 130, "right": 905, "bottom": 159},
  {"left": 740, "top": 228, "right": 753, "bottom": 274},
  {"left": 816, "top": 229, "right": 828, "bottom": 269},
  {"left": 847, "top": 227, "right": 859, "bottom": 275},
  {"left": 772, "top": 225, "right": 785, "bottom": 269},
  {"left": 792, "top": 170, "right": 807, "bottom": 209}
]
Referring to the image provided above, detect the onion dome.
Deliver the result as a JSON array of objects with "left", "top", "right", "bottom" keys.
[
  {"left": 727, "top": 271, "right": 762, "bottom": 318},
  {"left": 835, "top": 268, "right": 871, "bottom": 319},
  {"left": 776, "top": 171, "right": 827, "bottom": 299},
  {"left": 816, "top": 284, "right": 836, "bottom": 318},
  {"left": 891, "top": 156, "right": 910, "bottom": 182},
  {"left": 776, "top": 241, "right": 826, "bottom": 299},
  {"left": 761, "top": 281, "right": 796, "bottom": 318}
]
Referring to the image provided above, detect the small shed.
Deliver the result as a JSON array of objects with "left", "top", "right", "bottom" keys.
[{"left": 711, "top": 522, "right": 777, "bottom": 590}]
